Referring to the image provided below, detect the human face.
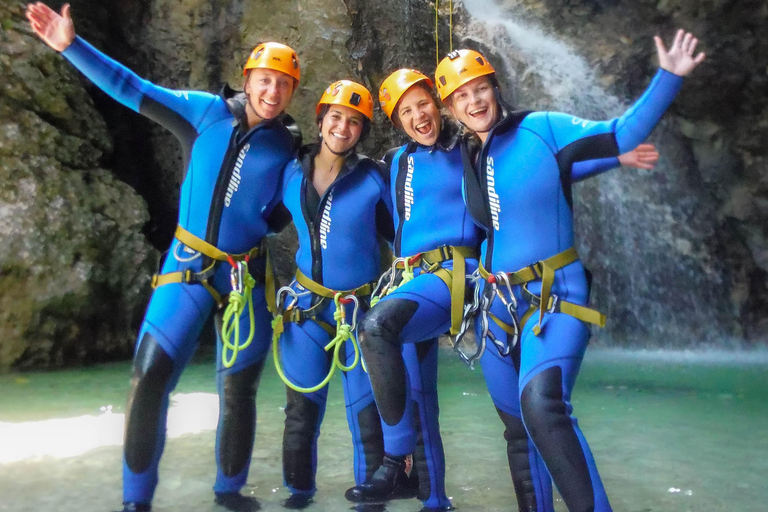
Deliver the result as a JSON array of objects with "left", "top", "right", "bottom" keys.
[
  {"left": 320, "top": 105, "right": 364, "bottom": 155},
  {"left": 447, "top": 76, "right": 499, "bottom": 141},
  {"left": 244, "top": 68, "right": 294, "bottom": 125},
  {"left": 396, "top": 85, "right": 442, "bottom": 146}
]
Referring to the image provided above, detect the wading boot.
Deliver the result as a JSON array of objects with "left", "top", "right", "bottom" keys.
[
  {"left": 344, "top": 455, "right": 417, "bottom": 503},
  {"left": 214, "top": 491, "right": 261, "bottom": 512}
]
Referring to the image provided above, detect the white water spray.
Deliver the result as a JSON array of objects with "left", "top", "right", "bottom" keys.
[{"left": 459, "top": 0, "right": 624, "bottom": 117}]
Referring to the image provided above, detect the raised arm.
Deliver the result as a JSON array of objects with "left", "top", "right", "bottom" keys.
[{"left": 25, "top": 2, "right": 220, "bottom": 138}]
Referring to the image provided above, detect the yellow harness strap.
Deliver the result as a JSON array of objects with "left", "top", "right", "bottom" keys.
[
  {"left": 151, "top": 225, "right": 264, "bottom": 305},
  {"left": 399, "top": 245, "right": 476, "bottom": 336},
  {"left": 479, "top": 247, "right": 605, "bottom": 335}
]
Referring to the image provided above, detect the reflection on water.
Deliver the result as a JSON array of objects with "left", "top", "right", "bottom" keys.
[{"left": 0, "top": 347, "right": 766, "bottom": 512}]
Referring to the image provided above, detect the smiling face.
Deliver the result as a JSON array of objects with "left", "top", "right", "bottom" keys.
[
  {"left": 244, "top": 68, "right": 295, "bottom": 126},
  {"left": 446, "top": 75, "right": 499, "bottom": 141},
  {"left": 395, "top": 84, "right": 442, "bottom": 146},
  {"left": 319, "top": 104, "right": 364, "bottom": 155}
]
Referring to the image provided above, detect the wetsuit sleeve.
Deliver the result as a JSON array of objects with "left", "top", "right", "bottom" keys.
[
  {"left": 61, "top": 36, "right": 219, "bottom": 139},
  {"left": 570, "top": 156, "right": 620, "bottom": 182},
  {"left": 542, "top": 69, "right": 682, "bottom": 180}
]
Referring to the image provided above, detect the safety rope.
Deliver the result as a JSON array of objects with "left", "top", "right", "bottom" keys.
[
  {"left": 272, "top": 293, "right": 362, "bottom": 393},
  {"left": 435, "top": 0, "right": 454, "bottom": 66},
  {"left": 221, "top": 256, "right": 257, "bottom": 368}
]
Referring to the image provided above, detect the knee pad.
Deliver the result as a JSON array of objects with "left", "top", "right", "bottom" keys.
[
  {"left": 283, "top": 388, "right": 321, "bottom": 491},
  {"left": 521, "top": 366, "right": 594, "bottom": 512},
  {"left": 124, "top": 333, "right": 174, "bottom": 473},
  {"left": 218, "top": 361, "right": 265, "bottom": 477},
  {"left": 358, "top": 298, "right": 419, "bottom": 426},
  {"left": 496, "top": 408, "right": 538, "bottom": 512},
  {"left": 356, "top": 401, "right": 385, "bottom": 481},
  {"left": 359, "top": 298, "right": 419, "bottom": 350}
]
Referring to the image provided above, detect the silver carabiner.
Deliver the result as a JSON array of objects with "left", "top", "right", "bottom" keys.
[
  {"left": 340, "top": 294, "right": 360, "bottom": 330},
  {"left": 276, "top": 284, "right": 299, "bottom": 312},
  {"left": 230, "top": 261, "right": 247, "bottom": 294}
]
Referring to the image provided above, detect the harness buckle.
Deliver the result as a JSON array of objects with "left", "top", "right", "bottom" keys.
[
  {"left": 528, "top": 262, "right": 543, "bottom": 279},
  {"left": 547, "top": 294, "right": 561, "bottom": 314}
]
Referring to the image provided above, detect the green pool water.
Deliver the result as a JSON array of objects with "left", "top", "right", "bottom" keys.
[{"left": 0, "top": 347, "right": 766, "bottom": 512}]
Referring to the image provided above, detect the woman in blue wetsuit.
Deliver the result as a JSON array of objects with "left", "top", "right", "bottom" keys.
[
  {"left": 433, "top": 31, "right": 705, "bottom": 512},
  {"left": 348, "top": 69, "right": 657, "bottom": 512},
  {"left": 271, "top": 80, "right": 425, "bottom": 509},
  {"left": 26, "top": 4, "right": 301, "bottom": 512}
]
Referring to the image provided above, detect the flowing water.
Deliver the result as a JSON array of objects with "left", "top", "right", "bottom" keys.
[{"left": 1, "top": 347, "right": 766, "bottom": 512}]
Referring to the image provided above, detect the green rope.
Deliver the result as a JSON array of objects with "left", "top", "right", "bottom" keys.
[
  {"left": 221, "top": 270, "right": 256, "bottom": 368},
  {"left": 273, "top": 293, "right": 361, "bottom": 393}
]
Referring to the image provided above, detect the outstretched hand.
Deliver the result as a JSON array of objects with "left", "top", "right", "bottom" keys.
[
  {"left": 26, "top": 2, "right": 75, "bottom": 52},
  {"left": 655, "top": 29, "right": 706, "bottom": 77},
  {"left": 618, "top": 144, "right": 659, "bottom": 170}
]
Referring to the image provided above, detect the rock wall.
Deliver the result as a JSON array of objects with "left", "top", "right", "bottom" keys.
[{"left": 0, "top": 0, "right": 764, "bottom": 369}]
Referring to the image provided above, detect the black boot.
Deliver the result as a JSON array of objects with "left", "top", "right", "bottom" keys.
[
  {"left": 114, "top": 503, "right": 151, "bottom": 512},
  {"left": 344, "top": 455, "right": 417, "bottom": 503},
  {"left": 214, "top": 491, "right": 261, "bottom": 512},
  {"left": 283, "top": 493, "right": 314, "bottom": 510}
]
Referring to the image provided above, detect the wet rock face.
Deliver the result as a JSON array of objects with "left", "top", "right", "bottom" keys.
[
  {"left": 1, "top": 0, "right": 764, "bottom": 368},
  {"left": 1, "top": 2, "right": 157, "bottom": 369}
]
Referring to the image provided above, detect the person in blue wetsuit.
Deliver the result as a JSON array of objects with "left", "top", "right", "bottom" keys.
[
  {"left": 26, "top": 4, "right": 302, "bottom": 512},
  {"left": 270, "top": 80, "right": 421, "bottom": 509},
  {"left": 346, "top": 69, "right": 658, "bottom": 512},
  {"left": 432, "top": 31, "right": 705, "bottom": 512}
]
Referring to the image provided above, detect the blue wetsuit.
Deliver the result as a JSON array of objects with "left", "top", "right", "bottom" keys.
[
  {"left": 275, "top": 145, "right": 397, "bottom": 496},
  {"left": 61, "top": 37, "right": 300, "bottom": 506},
  {"left": 462, "top": 69, "right": 683, "bottom": 512},
  {"left": 359, "top": 122, "right": 481, "bottom": 509}
]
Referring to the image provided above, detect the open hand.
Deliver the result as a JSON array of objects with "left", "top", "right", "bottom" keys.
[
  {"left": 26, "top": 2, "right": 75, "bottom": 52},
  {"left": 655, "top": 29, "right": 706, "bottom": 77},
  {"left": 618, "top": 143, "right": 659, "bottom": 170}
]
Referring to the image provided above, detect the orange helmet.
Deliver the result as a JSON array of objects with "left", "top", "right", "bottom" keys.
[
  {"left": 316, "top": 80, "right": 374, "bottom": 120},
  {"left": 434, "top": 49, "right": 495, "bottom": 100},
  {"left": 378, "top": 69, "right": 434, "bottom": 120},
  {"left": 243, "top": 42, "right": 300, "bottom": 85}
]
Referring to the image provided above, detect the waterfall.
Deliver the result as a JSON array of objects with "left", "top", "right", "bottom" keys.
[{"left": 454, "top": 0, "right": 736, "bottom": 347}]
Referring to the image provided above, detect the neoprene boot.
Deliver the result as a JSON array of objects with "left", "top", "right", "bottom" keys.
[
  {"left": 214, "top": 491, "right": 261, "bottom": 512},
  {"left": 344, "top": 455, "right": 417, "bottom": 503}
]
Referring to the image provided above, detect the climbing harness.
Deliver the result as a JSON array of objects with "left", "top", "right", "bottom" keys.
[
  {"left": 455, "top": 247, "right": 607, "bottom": 366},
  {"left": 271, "top": 270, "right": 373, "bottom": 393},
  {"left": 370, "top": 245, "right": 477, "bottom": 336},
  {"left": 435, "top": 0, "right": 454, "bottom": 66},
  {"left": 151, "top": 224, "right": 276, "bottom": 368},
  {"left": 479, "top": 247, "right": 606, "bottom": 335}
]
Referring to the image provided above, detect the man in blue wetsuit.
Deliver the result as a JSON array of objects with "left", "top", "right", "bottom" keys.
[
  {"left": 346, "top": 68, "right": 657, "bottom": 511},
  {"left": 433, "top": 31, "right": 705, "bottom": 512},
  {"left": 26, "top": 3, "right": 302, "bottom": 512}
]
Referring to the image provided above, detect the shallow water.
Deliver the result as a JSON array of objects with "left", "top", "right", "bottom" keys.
[{"left": 1, "top": 347, "right": 766, "bottom": 512}]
